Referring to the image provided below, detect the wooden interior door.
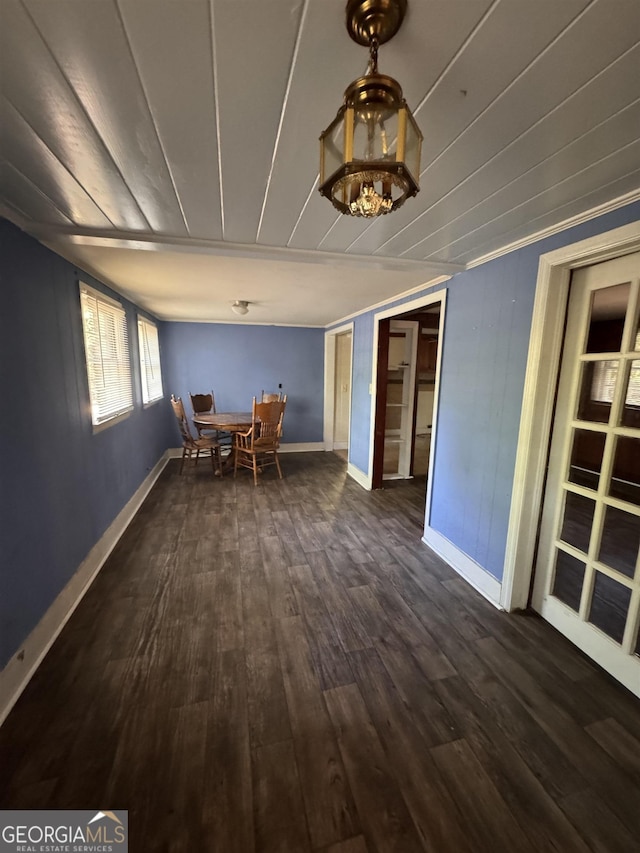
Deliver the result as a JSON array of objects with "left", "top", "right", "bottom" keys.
[{"left": 532, "top": 252, "right": 640, "bottom": 696}]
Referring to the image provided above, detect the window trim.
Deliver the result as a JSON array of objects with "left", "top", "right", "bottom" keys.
[
  {"left": 79, "top": 282, "right": 134, "bottom": 430},
  {"left": 137, "top": 315, "right": 164, "bottom": 407}
]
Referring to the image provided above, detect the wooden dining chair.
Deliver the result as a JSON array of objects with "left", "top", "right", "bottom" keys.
[
  {"left": 190, "top": 389, "right": 232, "bottom": 449},
  {"left": 171, "top": 395, "right": 222, "bottom": 476},
  {"left": 234, "top": 396, "right": 287, "bottom": 485},
  {"left": 189, "top": 390, "right": 215, "bottom": 436}
]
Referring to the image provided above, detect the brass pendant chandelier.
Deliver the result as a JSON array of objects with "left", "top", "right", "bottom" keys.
[{"left": 319, "top": 0, "right": 423, "bottom": 218}]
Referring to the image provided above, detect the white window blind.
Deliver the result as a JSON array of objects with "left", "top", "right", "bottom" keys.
[
  {"left": 138, "top": 316, "right": 163, "bottom": 404},
  {"left": 591, "top": 359, "right": 640, "bottom": 406},
  {"left": 80, "top": 284, "right": 134, "bottom": 426},
  {"left": 591, "top": 360, "right": 618, "bottom": 403},
  {"left": 626, "top": 360, "right": 640, "bottom": 406}
]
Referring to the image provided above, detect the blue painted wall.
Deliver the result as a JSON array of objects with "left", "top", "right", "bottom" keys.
[
  {"left": 0, "top": 219, "right": 175, "bottom": 668},
  {"left": 333, "top": 201, "right": 640, "bottom": 582},
  {"left": 2, "top": 200, "right": 638, "bottom": 669},
  {"left": 162, "top": 322, "right": 325, "bottom": 444}
]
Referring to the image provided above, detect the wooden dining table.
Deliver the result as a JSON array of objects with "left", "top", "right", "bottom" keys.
[
  {"left": 192, "top": 412, "right": 253, "bottom": 473},
  {"left": 192, "top": 412, "right": 253, "bottom": 433}
]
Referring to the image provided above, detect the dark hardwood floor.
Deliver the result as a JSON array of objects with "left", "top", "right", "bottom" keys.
[{"left": 2, "top": 452, "right": 639, "bottom": 852}]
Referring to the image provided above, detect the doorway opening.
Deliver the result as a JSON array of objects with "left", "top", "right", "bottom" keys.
[
  {"left": 333, "top": 330, "right": 352, "bottom": 462},
  {"left": 371, "top": 296, "right": 444, "bottom": 501},
  {"left": 324, "top": 323, "right": 354, "bottom": 464}
]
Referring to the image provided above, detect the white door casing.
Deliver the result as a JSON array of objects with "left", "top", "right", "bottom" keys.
[
  {"left": 532, "top": 253, "right": 640, "bottom": 696},
  {"left": 324, "top": 322, "right": 354, "bottom": 453},
  {"left": 368, "top": 289, "right": 447, "bottom": 495},
  {"left": 502, "top": 222, "right": 640, "bottom": 615}
]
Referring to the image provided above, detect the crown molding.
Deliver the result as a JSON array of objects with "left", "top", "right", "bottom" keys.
[
  {"left": 465, "top": 188, "right": 640, "bottom": 270},
  {"left": 326, "top": 274, "right": 451, "bottom": 329}
]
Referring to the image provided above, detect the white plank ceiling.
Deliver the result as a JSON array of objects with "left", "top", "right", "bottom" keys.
[{"left": 1, "top": 0, "right": 639, "bottom": 326}]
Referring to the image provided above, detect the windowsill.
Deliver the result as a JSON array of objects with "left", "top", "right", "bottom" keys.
[
  {"left": 92, "top": 410, "right": 132, "bottom": 434},
  {"left": 143, "top": 396, "right": 164, "bottom": 410}
]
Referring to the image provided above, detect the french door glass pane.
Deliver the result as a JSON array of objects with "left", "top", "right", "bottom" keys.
[
  {"left": 568, "top": 429, "right": 605, "bottom": 490},
  {"left": 559, "top": 491, "right": 595, "bottom": 553},
  {"left": 588, "top": 572, "right": 632, "bottom": 644},
  {"left": 552, "top": 551, "right": 585, "bottom": 612},
  {"left": 609, "top": 436, "right": 640, "bottom": 506},
  {"left": 597, "top": 506, "right": 640, "bottom": 578},
  {"left": 577, "top": 361, "right": 618, "bottom": 423},
  {"left": 586, "top": 283, "right": 629, "bottom": 353},
  {"left": 621, "top": 360, "right": 640, "bottom": 428}
]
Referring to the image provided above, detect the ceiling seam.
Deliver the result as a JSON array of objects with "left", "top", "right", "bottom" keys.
[
  {"left": 428, "top": 141, "right": 640, "bottom": 259},
  {"left": 345, "top": 0, "right": 601, "bottom": 256},
  {"left": 370, "top": 14, "right": 636, "bottom": 257},
  {"left": 340, "top": 0, "right": 502, "bottom": 254},
  {"left": 256, "top": 0, "right": 310, "bottom": 244},
  {"left": 413, "top": 0, "right": 601, "bottom": 172},
  {"left": 209, "top": 0, "right": 225, "bottom": 239},
  {"left": 462, "top": 189, "right": 640, "bottom": 268},
  {"left": 287, "top": 176, "right": 319, "bottom": 246},
  {"left": 114, "top": 0, "right": 190, "bottom": 236},
  {"left": 16, "top": 0, "right": 153, "bottom": 232},
  {"left": 1, "top": 160, "right": 74, "bottom": 225},
  {"left": 0, "top": 185, "right": 34, "bottom": 225},
  {"left": 2, "top": 95, "right": 116, "bottom": 228},
  {"left": 413, "top": 0, "right": 502, "bottom": 110},
  {"left": 316, "top": 212, "right": 344, "bottom": 250},
  {"left": 400, "top": 95, "right": 640, "bottom": 258},
  {"left": 389, "top": 44, "right": 640, "bottom": 256}
]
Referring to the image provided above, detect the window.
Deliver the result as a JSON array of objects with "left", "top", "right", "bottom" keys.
[
  {"left": 80, "top": 283, "right": 133, "bottom": 426},
  {"left": 137, "top": 316, "right": 163, "bottom": 405}
]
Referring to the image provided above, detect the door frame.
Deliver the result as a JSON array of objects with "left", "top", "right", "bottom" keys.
[
  {"left": 501, "top": 220, "right": 640, "bottom": 612},
  {"left": 383, "top": 320, "right": 420, "bottom": 481},
  {"left": 369, "top": 290, "right": 447, "bottom": 514},
  {"left": 324, "top": 322, "right": 354, "bottom": 453}
]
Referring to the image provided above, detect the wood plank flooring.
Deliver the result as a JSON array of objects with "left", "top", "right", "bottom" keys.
[{"left": 1, "top": 452, "right": 639, "bottom": 852}]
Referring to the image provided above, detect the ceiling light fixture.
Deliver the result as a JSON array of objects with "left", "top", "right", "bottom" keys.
[
  {"left": 319, "top": 0, "right": 422, "bottom": 218},
  {"left": 231, "top": 300, "right": 249, "bottom": 316}
]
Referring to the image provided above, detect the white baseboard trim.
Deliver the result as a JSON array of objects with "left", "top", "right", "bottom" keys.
[
  {"left": 0, "top": 451, "right": 172, "bottom": 727},
  {"left": 279, "top": 442, "right": 325, "bottom": 453},
  {"left": 168, "top": 442, "right": 325, "bottom": 458},
  {"left": 347, "top": 463, "right": 372, "bottom": 490},
  {"left": 422, "top": 526, "right": 503, "bottom": 609}
]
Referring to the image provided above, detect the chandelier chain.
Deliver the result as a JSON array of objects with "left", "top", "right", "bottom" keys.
[{"left": 367, "top": 35, "right": 379, "bottom": 75}]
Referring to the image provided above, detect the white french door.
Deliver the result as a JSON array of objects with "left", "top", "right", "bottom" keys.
[{"left": 532, "top": 252, "right": 640, "bottom": 696}]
